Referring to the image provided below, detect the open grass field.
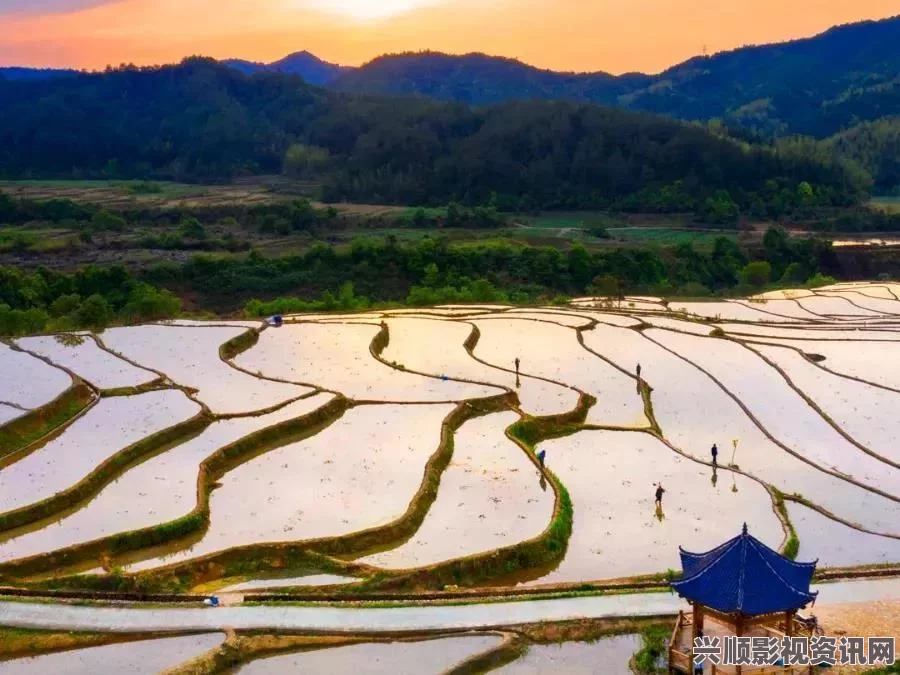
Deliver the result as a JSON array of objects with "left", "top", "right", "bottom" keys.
[
  {"left": 511, "top": 211, "right": 740, "bottom": 248},
  {"left": 1, "top": 283, "right": 900, "bottom": 669},
  {"left": 0, "top": 178, "right": 404, "bottom": 217}
]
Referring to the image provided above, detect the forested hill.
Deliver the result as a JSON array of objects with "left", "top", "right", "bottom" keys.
[
  {"left": 222, "top": 51, "right": 349, "bottom": 85},
  {"left": 0, "top": 59, "right": 864, "bottom": 211},
  {"left": 329, "top": 52, "right": 648, "bottom": 105},
  {"left": 5, "top": 15, "right": 899, "bottom": 137},
  {"left": 823, "top": 117, "right": 900, "bottom": 194},
  {"left": 329, "top": 16, "right": 900, "bottom": 138}
]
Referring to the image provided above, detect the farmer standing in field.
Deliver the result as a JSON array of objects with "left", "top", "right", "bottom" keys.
[
  {"left": 711, "top": 443, "right": 718, "bottom": 467},
  {"left": 655, "top": 483, "right": 665, "bottom": 506},
  {"left": 636, "top": 363, "right": 642, "bottom": 378},
  {"left": 537, "top": 449, "right": 546, "bottom": 467},
  {"left": 515, "top": 357, "right": 520, "bottom": 374}
]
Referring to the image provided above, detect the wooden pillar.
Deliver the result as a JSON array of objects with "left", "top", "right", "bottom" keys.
[
  {"left": 734, "top": 615, "right": 743, "bottom": 675},
  {"left": 785, "top": 610, "right": 793, "bottom": 637},
  {"left": 692, "top": 603, "right": 701, "bottom": 642}
]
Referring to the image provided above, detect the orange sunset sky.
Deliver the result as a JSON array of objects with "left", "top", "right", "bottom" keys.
[{"left": 1, "top": 0, "right": 898, "bottom": 74}]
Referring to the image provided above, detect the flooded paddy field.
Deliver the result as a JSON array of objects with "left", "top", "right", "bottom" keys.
[{"left": 1, "top": 282, "right": 898, "bottom": 597}]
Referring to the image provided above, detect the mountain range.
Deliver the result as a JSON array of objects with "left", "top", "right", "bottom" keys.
[
  {"left": 1, "top": 15, "right": 899, "bottom": 139},
  {"left": 0, "top": 56, "right": 860, "bottom": 209}
]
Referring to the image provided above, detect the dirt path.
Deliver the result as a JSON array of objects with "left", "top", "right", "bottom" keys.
[
  {"left": 815, "top": 597, "right": 900, "bottom": 672},
  {"left": 0, "top": 579, "right": 897, "bottom": 634}
]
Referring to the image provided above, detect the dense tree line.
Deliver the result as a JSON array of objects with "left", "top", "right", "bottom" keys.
[
  {"left": 824, "top": 117, "right": 900, "bottom": 194},
  {"left": 0, "top": 60, "right": 864, "bottom": 213},
  {"left": 0, "top": 227, "right": 851, "bottom": 335},
  {"left": 0, "top": 265, "right": 181, "bottom": 336},
  {"left": 155, "top": 229, "right": 839, "bottom": 309}
]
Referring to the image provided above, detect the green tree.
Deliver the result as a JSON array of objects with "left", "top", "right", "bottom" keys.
[
  {"left": 591, "top": 274, "right": 620, "bottom": 297},
  {"left": 49, "top": 293, "right": 82, "bottom": 318},
  {"left": 698, "top": 191, "right": 740, "bottom": 224},
  {"left": 780, "top": 262, "right": 809, "bottom": 284},
  {"left": 283, "top": 144, "right": 331, "bottom": 178},
  {"left": 423, "top": 263, "right": 440, "bottom": 288},
  {"left": 73, "top": 294, "right": 113, "bottom": 330},
  {"left": 740, "top": 261, "right": 772, "bottom": 288},
  {"left": 91, "top": 210, "right": 126, "bottom": 232},
  {"left": 180, "top": 217, "right": 206, "bottom": 240},
  {"left": 446, "top": 202, "right": 462, "bottom": 228},
  {"left": 337, "top": 281, "right": 357, "bottom": 309},
  {"left": 119, "top": 284, "right": 181, "bottom": 322}
]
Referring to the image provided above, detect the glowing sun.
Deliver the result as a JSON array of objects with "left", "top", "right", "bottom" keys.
[{"left": 301, "top": 0, "right": 440, "bottom": 20}]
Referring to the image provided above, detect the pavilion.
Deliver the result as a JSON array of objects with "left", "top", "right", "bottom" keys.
[{"left": 667, "top": 523, "right": 818, "bottom": 674}]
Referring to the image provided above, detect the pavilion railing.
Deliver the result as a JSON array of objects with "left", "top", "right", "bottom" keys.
[{"left": 668, "top": 610, "right": 693, "bottom": 673}]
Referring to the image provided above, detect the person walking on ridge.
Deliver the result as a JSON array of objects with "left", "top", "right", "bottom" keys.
[
  {"left": 655, "top": 482, "right": 665, "bottom": 506},
  {"left": 636, "top": 363, "right": 642, "bottom": 378},
  {"left": 711, "top": 443, "right": 718, "bottom": 467},
  {"left": 537, "top": 449, "right": 546, "bottom": 467},
  {"left": 515, "top": 357, "right": 521, "bottom": 375}
]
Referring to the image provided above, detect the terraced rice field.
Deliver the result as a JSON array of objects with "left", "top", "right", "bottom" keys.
[
  {"left": 1, "top": 634, "right": 225, "bottom": 674},
  {"left": 2, "top": 281, "right": 899, "bottom": 631},
  {"left": 0, "top": 342, "right": 71, "bottom": 414},
  {"left": 236, "top": 635, "right": 504, "bottom": 674},
  {"left": 494, "top": 634, "right": 640, "bottom": 674}
]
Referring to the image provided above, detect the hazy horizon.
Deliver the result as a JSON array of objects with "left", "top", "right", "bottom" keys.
[{"left": 0, "top": 1, "right": 897, "bottom": 75}]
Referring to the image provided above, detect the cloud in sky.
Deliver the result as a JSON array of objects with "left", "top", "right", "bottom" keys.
[
  {"left": 0, "top": 0, "right": 897, "bottom": 73},
  {"left": 0, "top": 0, "right": 119, "bottom": 14}
]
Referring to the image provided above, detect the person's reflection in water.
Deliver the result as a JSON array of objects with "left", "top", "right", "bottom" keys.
[
  {"left": 711, "top": 465, "right": 718, "bottom": 488},
  {"left": 516, "top": 374, "right": 521, "bottom": 389},
  {"left": 655, "top": 503, "right": 665, "bottom": 522},
  {"left": 539, "top": 474, "right": 547, "bottom": 492}
]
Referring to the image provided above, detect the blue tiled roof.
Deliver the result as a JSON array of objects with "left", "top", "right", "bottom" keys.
[{"left": 671, "top": 523, "right": 818, "bottom": 615}]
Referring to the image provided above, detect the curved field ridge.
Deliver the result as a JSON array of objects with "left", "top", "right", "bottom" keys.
[
  {"left": 796, "top": 295, "right": 884, "bottom": 317},
  {"left": 666, "top": 301, "right": 807, "bottom": 323},
  {"left": 360, "top": 411, "right": 554, "bottom": 569},
  {"left": 0, "top": 396, "right": 335, "bottom": 564},
  {"left": 715, "top": 323, "right": 900, "bottom": 341},
  {"left": 494, "top": 635, "right": 640, "bottom": 674},
  {"left": 0, "top": 390, "right": 201, "bottom": 515},
  {"left": 126, "top": 404, "right": 455, "bottom": 571},
  {"left": 6, "top": 283, "right": 900, "bottom": 593},
  {"left": 382, "top": 318, "right": 576, "bottom": 417},
  {"left": 218, "top": 574, "right": 354, "bottom": 592},
  {"left": 17, "top": 334, "right": 158, "bottom": 390},
  {"left": 528, "top": 430, "right": 784, "bottom": 584},
  {"left": 100, "top": 325, "right": 312, "bottom": 414},
  {"left": 0, "top": 342, "right": 72, "bottom": 410},
  {"left": 648, "top": 329, "right": 900, "bottom": 497},
  {"left": 738, "top": 336, "right": 900, "bottom": 391},
  {"left": 237, "top": 636, "right": 505, "bottom": 675},
  {"left": 581, "top": 323, "right": 900, "bottom": 537},
  {"left": 1, "top": 633, "right": 225, "bottom": 674},
  {"left": 788, "top": 502, "right": 900, "bottom": 568},
  {"left": 815, "top": 290, "right": 900, "bottom": 315},
  {"left": 235, "top": 322, "right": 500, "bottom": 402},
  {"left": 749, "top": 343, "right": 900, "bottom": 464},
  {"left": 0, "top": 403, "right": 21, "bottom": 425},
  {"left": 470, "top": 319, "right": 647, "bottom": 428},
  {"left": 733, "top": 299, "right": 822, "bottom": 321}
]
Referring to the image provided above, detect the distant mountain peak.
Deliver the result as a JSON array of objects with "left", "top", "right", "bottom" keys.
[{"left": 222, "top": 50, "right": 348, "bottom": 85}]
